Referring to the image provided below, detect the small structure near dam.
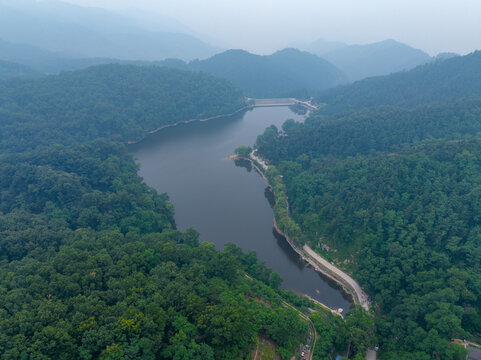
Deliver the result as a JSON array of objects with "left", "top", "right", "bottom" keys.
[{"left": 249, "top": 98, "right": 318, "bottom": 110}]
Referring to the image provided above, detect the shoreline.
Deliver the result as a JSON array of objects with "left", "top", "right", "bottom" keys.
[
  {"left": 127, "top": 104, "right": 255, "bottom": 145},
  {"left": 235, "top": 153, "right": 370, "bottom": 312},
  {"left": 126, "top": 98, "right": 314, "bottom": 146},
  {"left": 129, "top": 102, "right": 362, "bottom": 312}
]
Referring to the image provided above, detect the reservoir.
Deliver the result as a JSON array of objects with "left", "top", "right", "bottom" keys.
[{"left": 130, "top": 106, "right": 351, "bottom": 310}]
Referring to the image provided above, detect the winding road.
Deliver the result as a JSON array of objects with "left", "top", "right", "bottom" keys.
[
  {"left": 302, "top": 245, "right": 370, "bottom": 311},
  {"left": 246, "top": 151, "right": 376, "bottom": 359}
]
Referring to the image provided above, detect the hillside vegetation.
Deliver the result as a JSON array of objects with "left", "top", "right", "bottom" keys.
[
  {"left": 0, "top": 59, "right": 41, "bottom": 79},
  {"left": 0, "top": 64, "right": 245, "bottom": 153},
  {"left": 190, "top": 48, "right": 346, "bottom": 98},
  {"left": 321, "top": 39, "right": 431, "bottom": 82},
  {"left": 254, "top": 56, "right": 481, "bottom": 359},
  {"left": 0, "top": 63, "right": 365, "bottom": 359},
  {"left": 315, "top": 51, "right": 481, "bottom": 114}
]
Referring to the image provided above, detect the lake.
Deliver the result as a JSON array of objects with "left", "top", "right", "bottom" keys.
[{"left": 130, "top": 106, "right": 351, "bottom": 310}]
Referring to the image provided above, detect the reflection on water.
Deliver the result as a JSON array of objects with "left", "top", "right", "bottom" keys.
[
  {"left": 234, "top": 158, "right": 253, "bottom": 172},
  {"left": 131, "top": 106, "right": 351, "bottom": 310},
  {"left": 272, "top": 228, "right": 306, "bottom": 271}
]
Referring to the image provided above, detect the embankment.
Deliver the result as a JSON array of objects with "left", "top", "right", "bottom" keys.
[{"left": 236, "top": 153, "right": 370, "bottom": 312}]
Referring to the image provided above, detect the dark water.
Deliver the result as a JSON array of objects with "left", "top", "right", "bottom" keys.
[{"left": 130, "top": 106, "right": 351, "bottom": 310}]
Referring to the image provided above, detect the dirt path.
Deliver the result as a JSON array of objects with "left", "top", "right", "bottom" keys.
[{"left": 282, "top": 301, "right": 317, "bottom": 360}]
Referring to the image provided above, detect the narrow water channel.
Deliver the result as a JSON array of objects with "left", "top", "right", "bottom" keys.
[{"left": 130, "top": 106, "right": 351, "bottom": 310}]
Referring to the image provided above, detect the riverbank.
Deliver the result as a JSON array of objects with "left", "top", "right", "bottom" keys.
[
  {"left": 127, "top": 98, "right": 315, "bottom": 146},
  {"left": 127, "top": 104, "right": 254, "bottom": 145},
  {"left": 236, "top": 152, "right": 370, "bottom": 312}
]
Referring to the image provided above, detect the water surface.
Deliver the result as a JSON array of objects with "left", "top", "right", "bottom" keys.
[{"left": 130, "top": 106, "right": 351, "bottom": 310}]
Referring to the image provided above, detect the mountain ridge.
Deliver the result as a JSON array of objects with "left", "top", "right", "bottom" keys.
[
  {"left": 321, "top": 39, "right": 432, "bottom": 81},
  {"left": 0, "top": 0, "right": 219, "bottom": 61},
  {"left": 315, "top": 50, "right": 481, "bottom": 113},
  {"left": 189, "top": 48, "right": 347, "bottom": 98}
]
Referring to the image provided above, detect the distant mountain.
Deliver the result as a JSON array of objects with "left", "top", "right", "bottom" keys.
[
  {"left": 0, "top": 38, "right": 194, "bottom": 74},
  {"left": 0, "top": 38, "right": 57, "bottom": 61},
  {"left": 0, "top": 60, "right": 41, "bottom": 79},
  {"left": 292, "top": 38, "right": 348, "bottom": 56},
  {"left": 190, "top": 48, "right": 346, "bottom": 98},
  {"left": 315, "top": 50, "right": 481, "bottom": 113},
  {"left": 0, "top": 38, "right": 116, "bottom": 73},
  {"left": 115, "top": 7, "right": 194, "bottom": 34},
  {"left": 0, "top": 0, "right": 219, "bottom": 61},
  {"left": 433, "top": 52, "right": 460, "bottom": 61},
  {"left": 321, "top": 39, "right": 432, "bottom": 82}
]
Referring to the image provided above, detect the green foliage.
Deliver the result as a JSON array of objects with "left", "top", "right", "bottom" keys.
[
  {"left": 342, "top": 307, "right": 376, "bottom": 356},
  {"left": 315, "top": 50, "right": 481, "bottom": 113},
  {"left": 0, "top": 63, "right": 321, "bottom": 359},
  {"left": 265, "top": 165, "right": 303, "bottom": 245},
  {"left": 255, "top": 62, "right": 481, "bottom": 357},
  {"left": 234, "top": 145, "right": 252, "bottom": 157},
  {"left": 0, "top": 59, "right": 41, "bottom": 79},
  {"left": 190, "top": 48, "right": 346, "bottom": 98},
  {"left": 0, "top": 141, "right": 313, "bottom": 358},
  {"left": 259, "top": 138, "right": 481, "bottom": 358},
  {"left": 0, "top": 64, "right": 245, "bottom": 153},
  {"left": 321, "top": 39, "right": 431, "bottom": 82},
  {"left": 255, "top": 97, "right": 481, "bottom": 163},
  {"left": 265, "top": 308, "right": 307, "bottom": 358},
  {"left": 310, "top": 311, "right": 340, "bottom": 360}
]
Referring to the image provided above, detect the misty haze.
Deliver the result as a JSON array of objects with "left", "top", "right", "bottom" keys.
[{"left": 0, "top": 0, "right": 480, "bottom": 359}]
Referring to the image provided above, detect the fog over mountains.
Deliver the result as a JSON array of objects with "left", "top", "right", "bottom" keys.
[
  {"left": 0, "top": 0, "right": 473, "bottom": 89},
  {"left": 294, "top": 38, "right": 434, "bottom": 82},
  {"left": 0, "top": 0, "right": 219, "bottom": 61}
]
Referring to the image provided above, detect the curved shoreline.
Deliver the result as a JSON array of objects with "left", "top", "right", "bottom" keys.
[
  {"left": 127, "top": 98, "right": 314, "bottom": 146},
  {"left": 128, "top": 102, "right": 366, "bottom": 312},
  {"left": 127, "top": 104, "right": 255, "bottom": 145},
  {"left": 236, "top": 153, "right": 370, "bottom": 312}
]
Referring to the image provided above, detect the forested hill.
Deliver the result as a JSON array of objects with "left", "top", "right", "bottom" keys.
[
  {"left": 190, "top": 48, "right": 346, "bottom": 98},
  {"left": 321, "top": 39, "right": 431, "bottom": 82},
  {"left": 0, "top": 64, "right": 245, "bottom": 153},
  {"left": 267, "top": 139, "right": 481, "bottom": 359},
  {"left": 0, "top": 1, "right": 219, "bottom": 61},
  {"left": 0, "top": 63, "right": 339, "bottom": 358},
  {"left": 256, "top": 96, "right": 481, "bottom": 162},
  {"left": 0, "top": 59, "right": 41, "bottom": 79},
  {"left": 315, "top": 50, "right": 481, "bottom": 113},
  {"left": 0, "top": 141, "right": 315, "bottom": 359},
  {"left": 255, "top": 88, "right": 481, "bottom": 357}
]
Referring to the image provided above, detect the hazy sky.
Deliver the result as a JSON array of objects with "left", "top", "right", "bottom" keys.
[{"left": 62, "top": 0, "right": 481, "bottom": 55}]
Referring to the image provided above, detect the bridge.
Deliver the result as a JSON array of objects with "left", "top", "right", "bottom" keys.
[{"left": 248, "top": 98, "right": 318, "bottom": 110}]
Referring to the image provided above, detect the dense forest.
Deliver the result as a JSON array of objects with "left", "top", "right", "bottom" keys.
[
  {"left": 0, "top": 60, "right": 41, "bottom": 79},
  {"left": 320, "top": 39, "right": 431, "bottom": 82},
  {"left": 189, "top": 48, "right": 346, "bottom": 98},
  {"left": 0, "top": 64, "right": 245, "bottom": 153},
  {"left": 0, "top": 64, "right": 375, "bottom": 359},
  {"left": 315, "top": 51, "right": 481, "bottom": 114},
  {"left": 256, "top": 96, "right": 481, "bottom": 162},
  {"left": 254, "top": 56, "right": 481, "bottom": 359},
  {"left": 0, "top": 141, "right": 312, "bottom": 358}
]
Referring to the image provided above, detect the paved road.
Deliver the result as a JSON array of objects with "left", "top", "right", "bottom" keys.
[
  {"left": 250, "top": 151, "right": 268, "bottom": 170},
  {"left": 303, "top": 245, "right": 370, "bottom": 311},
  {"left": 245, "top": 155, "right": 375, "bottom": 359}
]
